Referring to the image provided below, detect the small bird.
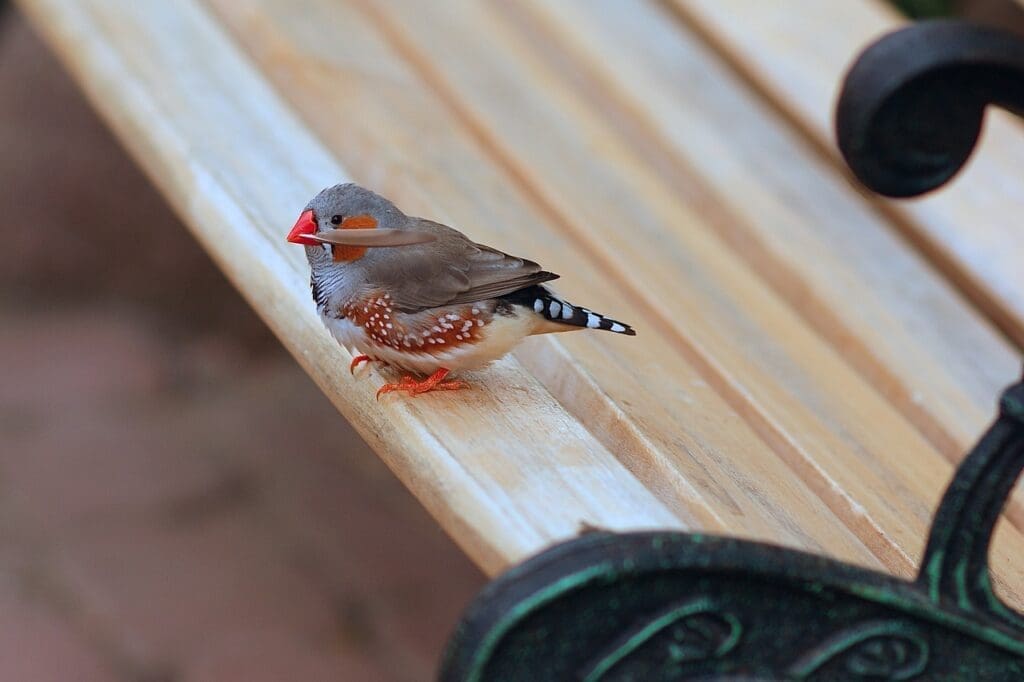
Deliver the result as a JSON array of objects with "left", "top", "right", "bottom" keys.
[{"left": 287, "top": 184, "right": 635, "bottom": 397}]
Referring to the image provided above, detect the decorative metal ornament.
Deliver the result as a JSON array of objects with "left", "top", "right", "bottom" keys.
[
  {"left": 440, "top": 382, "right": 1024, "bottom": 681},
  {"left": 439, "top": 20, "right": 1024, "bottom": 682},
  {"left": 835, "top": 19, "right": 1024, "bottom": 198}
]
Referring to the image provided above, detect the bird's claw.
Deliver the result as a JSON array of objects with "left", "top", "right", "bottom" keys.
[
  {"left": 350, "top": 355, "right": 372, "bottom": 374},
  {"left": 376, "top": 368, "right": 468, "bottom": 400}
]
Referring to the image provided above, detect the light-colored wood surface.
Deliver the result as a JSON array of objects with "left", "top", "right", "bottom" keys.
[
  {"left": 671, "top": 0, "right": 1024, "bottom": 348},
  {"left": 200, "top": 0, "right": 880, "bottom": 569},
  {"left": 218, "top": 0, "right": 1024, "bottom": 593},
  {"left": 511, "top": 0, "right": 1018, "bottom": 460},
  {"left": 13, "top": 0, "right": 693, "bottom": 578},
  {"left": 18, "top": 0, "right": 1024, "bottom": 602}
]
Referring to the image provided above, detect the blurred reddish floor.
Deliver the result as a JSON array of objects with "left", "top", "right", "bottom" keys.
[{"left": 0, "top": 11, "right": 484, "bottom": 682}]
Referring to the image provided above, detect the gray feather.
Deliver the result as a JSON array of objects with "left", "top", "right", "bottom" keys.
[{"left": 357, "top": 220, "right": 560, "bottom": 313}]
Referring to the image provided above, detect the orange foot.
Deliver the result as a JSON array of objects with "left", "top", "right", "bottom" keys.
[
  {"left": 350, "top": 354, "right": 372, "bottom": 374},
  {"left": 376, "top": 368, "right": 469, "bottom": 400}
]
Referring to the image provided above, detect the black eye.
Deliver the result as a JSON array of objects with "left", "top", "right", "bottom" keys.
[{"left": 330, "top": 215, "right": 343, "bottom": 225}]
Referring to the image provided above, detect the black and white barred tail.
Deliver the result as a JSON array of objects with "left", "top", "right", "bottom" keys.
[{"left": 501, "top": 285, "right": 636, "bottom": 336}]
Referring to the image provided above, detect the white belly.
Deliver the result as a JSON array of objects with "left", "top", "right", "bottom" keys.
[{"left": 320, "top": 309, "right": 536, "bottom": 375}]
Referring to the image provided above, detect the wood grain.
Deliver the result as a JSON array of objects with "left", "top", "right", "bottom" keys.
[
  {"left": 203, "top": 0, "right": 1024, "bottom": 602},
  {"left": 503, "top": 0, "right": 1018, "bottom": 463},
  {"left": 496, "top": 0, "right": 1024, "bottom": 567},
  {"left": 669, "top": 0, "right": 1024, "bottom": 348},
  {"left": 203, "top": 0, "right": 880, "bottom": 569},
  {"left": 14, "top": 0, "right": 690, "bottom": 577}
]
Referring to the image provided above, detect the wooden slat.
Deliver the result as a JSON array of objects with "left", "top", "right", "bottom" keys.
[
  {"left": 204, "top": 0, "right": 1024, "bottom": 602},
  {"left": 14, "top": 0, "right": 691, "bottom": 577},
  {"left": 202, "top": 0, "right": 880, "bottom": 569},
  {"left": 503, "top": 0, "right": 1019, "bottom": 462},
  {"left": 669, "top": 0, "right": 1024, "bottom": 348}
]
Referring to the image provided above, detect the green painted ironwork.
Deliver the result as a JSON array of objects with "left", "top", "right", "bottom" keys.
[{"left": 439, "top": 380, "right": 1024, "bottom": 679}]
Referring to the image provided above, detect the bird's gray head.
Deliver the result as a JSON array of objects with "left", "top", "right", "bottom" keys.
[
  {"left": 286, "top": 183, "right": 409, "bottom": 269},
  {"left": 307, "top": 184, "right": 406, "bottom": 231}
]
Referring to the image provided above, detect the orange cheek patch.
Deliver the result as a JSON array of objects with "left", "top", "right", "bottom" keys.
[
  {"left": 340, "top": 215, "right": 377, "bottom": 229},
  {"left": 332, "top": 214, "right": 378, "bottom": 262}
]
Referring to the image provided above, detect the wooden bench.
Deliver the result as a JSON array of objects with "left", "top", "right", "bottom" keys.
[{"left": 17, "top": 0, "right": 1024, "bottom": 674}]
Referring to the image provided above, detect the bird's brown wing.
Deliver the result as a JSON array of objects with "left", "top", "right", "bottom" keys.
[{"left": 362, "top": 220, "right": 559, "bottom": 313}]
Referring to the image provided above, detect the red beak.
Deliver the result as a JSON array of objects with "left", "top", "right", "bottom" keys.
[{"left": 286, "top": 209, "right": 319, "bottom": 246}]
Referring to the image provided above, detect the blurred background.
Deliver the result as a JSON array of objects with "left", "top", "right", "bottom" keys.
[{"left": 1, "top": 1, "right": 1022, "bottom": 681}]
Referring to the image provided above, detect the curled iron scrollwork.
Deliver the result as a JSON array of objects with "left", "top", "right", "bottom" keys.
[{"left": 836, "top": 20, "right": 1024, "bottom": 198}]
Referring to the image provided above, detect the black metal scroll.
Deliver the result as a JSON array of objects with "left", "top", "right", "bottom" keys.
[
  {"left": 439, "top": 20, "right": 1024, "bottom": 681},
  {"left": 836, "top": 20, "right": 1024, "bottom": 198}
]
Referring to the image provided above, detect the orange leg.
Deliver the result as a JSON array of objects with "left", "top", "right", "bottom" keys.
[
  {"left": 376, "top": 368, "right": 469, "bottom": 400},
  {"left": 350, "top": 354, "right": 372, "bottom": 374}
]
